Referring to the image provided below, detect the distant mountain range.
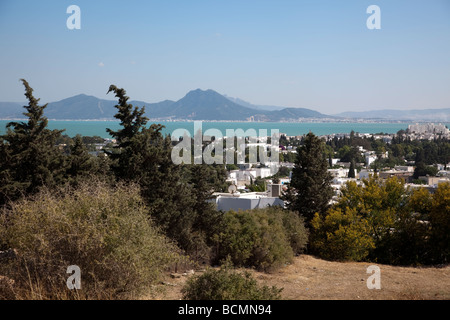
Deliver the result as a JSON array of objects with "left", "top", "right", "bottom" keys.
[
  {"left": 223, "top": 95, "right": 286, "bottom": 111},
  {"left": 334, "top": 109, "right": 450, "bottom": 122},
  {"left": 0, "top": 89, "right": 448, "bottom": 122},
  {"left": 0, "top": 89, "right": 329, "bottom": 121}
]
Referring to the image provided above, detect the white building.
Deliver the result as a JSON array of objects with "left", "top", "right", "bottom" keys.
[
  {"left": 359, "top": 169, "right": 375, "bottom": 180},
  {"left": 408, "top": 123, "right": 449, "bottom": 135},
  {"left": 365, "top": 152, "right": 377, "bottom": 167},
  {"left": 394, "top": 166, "right": 415, "bottom": 172},
  {"left": 328, "top": 168, "right": 356, "bottom": 178},
  {"left": 331, "top": 158, "right": 341, "bottom": 166},
  {"left": 211, "top": 191, "right": 284, "bottom": 212},
  {"left": 227, "top": 167, "right": 273, "bottom": 186}
]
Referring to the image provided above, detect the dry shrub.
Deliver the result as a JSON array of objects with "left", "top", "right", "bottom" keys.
[{"left": 0, "top": 181, "right": 184, "bottom": 300}]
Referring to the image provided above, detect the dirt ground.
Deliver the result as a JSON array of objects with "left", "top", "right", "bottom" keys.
[{"left": 148, "top": 255, "right": 450, "bottom": 300}]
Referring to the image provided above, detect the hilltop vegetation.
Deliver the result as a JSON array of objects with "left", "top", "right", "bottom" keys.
[{"left": 1, "top": 80, "right": 449, "bottom": 300}]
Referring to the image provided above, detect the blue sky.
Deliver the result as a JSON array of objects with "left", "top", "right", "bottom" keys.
[{"left": 0, "top": 0, "right": 449, "bottom": 114}]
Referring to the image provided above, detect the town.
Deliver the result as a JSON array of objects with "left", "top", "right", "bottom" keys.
[
  {"left": 69, "top": 122, "right": 450, "bottom": 213},
  {"left": 2, "top": 81, "right": 449, "bottom": 301},
  {"left": 211, "top": 123, "right": 450, "bottom": 212}
]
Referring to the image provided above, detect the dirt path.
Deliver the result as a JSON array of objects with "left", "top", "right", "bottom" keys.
[{"left": 149, "top": 255, "right": 450, "bottom": 300}]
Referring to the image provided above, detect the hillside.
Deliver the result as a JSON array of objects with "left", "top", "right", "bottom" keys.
[
  {"left": 267, "top": 107, "right": 328, "bottom": 121},
  {"left": 6, "top": 90, "right": 447, "bottom": 122},
  {"left": 0, "top": 102, "right": 25, "bottom": 119},
  {"left": 224, "top": 95, "right": 286, "bottom": 111},
  {"left": 166, "top": 89, "right": 261, "bottom": 121},
  {"left": 149, "top": 255, "right": 450, "bottom": 300}
]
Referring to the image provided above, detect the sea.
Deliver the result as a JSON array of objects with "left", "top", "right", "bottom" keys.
[{"left": 0, "top": 120, "right": 448, "bottom": 139}]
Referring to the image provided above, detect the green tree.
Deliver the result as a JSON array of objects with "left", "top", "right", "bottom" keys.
[
  {"left": 106, "top": 85, "right": 194, "bottom": 243},
  {"left": 348, "top": 160, "right": 356, "bottom": 178},
  {"left": 105, "top": 85, "right": 226, "bottom": 260},
  {"left": 0, "top": 79, "right": 65, "bottom": 205},
  {"left": 310, "top": 207, "right": 375, "bottom": 261},
  {"left": 312, "top": 176, "right": 438, "bottom": 265},
  {"left": 105, "top": 84, "right": 152, "bottom": 180},
  {"left": 213, "top": 207, "right": 307, "bottom": 272},
  {"left": 414, "top": 163, "right": 438, "bottom": 179},
  {"left": 429, "top": 183, "right": 450, "bottom": 263},
  {"left": 247, "top": 176, "right": 266, "bottom": 192},
  {"left": 282, "top": 133, "right": 333, "bottom": 226},
  {"left": 66, "top": 135, "right": 95, "bottom": 186},
  {"left": 183, "top": 164, "right": 227, "bottom": 262}
]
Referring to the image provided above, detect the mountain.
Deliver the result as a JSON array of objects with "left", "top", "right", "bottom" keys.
[
  {"left": 224, "top": 95, "right": 285, "bottom": 111},
  {"left": 0, "top": 89, "right": 330, "bottom": 121},
  {"left": 44, "top": 94, "right": 117, "bottom": 120},
  {"left": 157, "top": 89, "right": 330, "bottom": 121},
  {"left": 3, "top": 91, "right": 448, "bottom": 122},
  {"left": 0, "top": 102, "right": 25, "bottom": 119},
  {"left": 266, "top": 107, "right": 328, "bottom": 121},
  {"left": 164, "top": 89, "right": 261, "bottom": 121},
  {"left": 335, "top": 109, "right": 450, "bottom": 122}
]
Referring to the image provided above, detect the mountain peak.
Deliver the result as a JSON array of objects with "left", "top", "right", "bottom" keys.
[
  {"left": 185, "top": 88, "right": 219, "bottom": 97},
  {"left": 57, "top": 93, "right": 96, "bottom": 102}
]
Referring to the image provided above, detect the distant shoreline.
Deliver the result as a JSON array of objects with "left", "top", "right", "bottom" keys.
[
  {"left": 1, "top": 118, "right": 443, "bottom": 124},
  {"left": 2, "top": 119, "right": 449, "bottom": 139}
]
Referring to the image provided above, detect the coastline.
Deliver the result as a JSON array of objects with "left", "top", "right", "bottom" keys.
[
  {"left": 2, "top": 119, "right": 449, "bottom": 139},
  {"left": 0, "top": 118, "right": 435, "bottom": 124}
]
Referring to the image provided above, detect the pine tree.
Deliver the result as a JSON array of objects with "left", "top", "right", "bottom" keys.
[
  {"left": 282, "top": 132, "right": 333, "bottom": 226},
  {"left": 105, "top": 85, "right": 229, "bottom": 259},
  {"left": 105, "top": 85, "right": 200, "bottom": 251},
  {"left": 66, "top": 135, "right": 94, "bottom": 185},
  {"left": 348, "top": 160, "right": 356, "bottom": 178},
  {"left": 0, "top": 140, "right": 12, "bottom": 204},
  {"left": 105, "top": 86, "right": 150, "bottom": 141},
  {"left": 0, "top": 79, "right": 65, "bottom": 205}
]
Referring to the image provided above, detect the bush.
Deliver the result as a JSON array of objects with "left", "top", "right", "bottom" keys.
[
  {"left": 310, "top": 178, "right": 450, "bottom": 265},
  {"left": 182, "top": 262, "right": 282, "bottom": 300},
  {"left": 309, "top": 177, "right": 404, "bottom": 262},
  {"left": 428, "top": 182, "right": 450, "bottom": 263},
  {"left": 0, "top": 181, "right": 183, "bottom": 300},
  {"left": 280, "top": 209, "right": 309, "bottom": 255},
  {"left": 213, "top": 207, "right": 308, "bottom": 272},
  {"left": 310, "top": 208, "right": 375, "bottom": 261}
]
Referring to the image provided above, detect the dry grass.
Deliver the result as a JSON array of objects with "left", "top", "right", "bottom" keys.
[{"left": 149, "top": 255, "right": 450, "bottom": 300}]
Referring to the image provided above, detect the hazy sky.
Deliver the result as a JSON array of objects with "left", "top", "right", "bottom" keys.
[{"left": 0, "top": 0, "right": 449, "bottom": 114}]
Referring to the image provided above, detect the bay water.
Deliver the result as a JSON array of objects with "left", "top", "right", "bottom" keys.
[{"left": 0, "top": 120, "right": 446, "bottom": 139}]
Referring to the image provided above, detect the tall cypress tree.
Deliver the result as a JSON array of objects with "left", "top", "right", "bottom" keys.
[
  {"left": 348, "top": 160, "right": 356, "bottom": 178},
  {"left": 105, "top": 85, "right": 229, "bottom": 258},
  {"left": 282, "top": 132, "right": 333, "bottom": 226},
  {"left": 0, "top": 79, "right": 65, "bottom": 205},
  {"left": 105, "top": 85, "right": 199, "bottom": 251},
  {"left": 66, "top": 135, "right": 95, "bottom": 185}
]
